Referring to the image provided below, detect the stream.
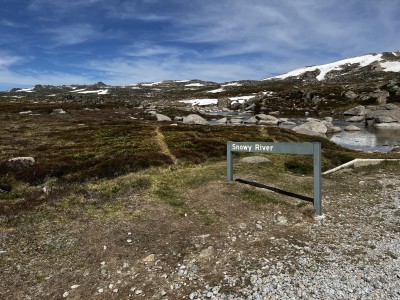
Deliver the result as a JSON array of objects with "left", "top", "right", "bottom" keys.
[{"left": 206, "top": 111, "right": 400, "bottom": 152}]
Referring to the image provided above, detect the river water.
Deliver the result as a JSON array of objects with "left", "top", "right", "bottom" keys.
[
  {"left": 206, "top": 111, "right": 400, "bottom": 152},
  {"left": 327, "top": 120, "right": 400, "bottom": 152}
]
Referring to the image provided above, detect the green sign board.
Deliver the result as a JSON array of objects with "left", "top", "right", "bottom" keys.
[{"left": 227, "top": 141, "right": 322, "bottom": 215}]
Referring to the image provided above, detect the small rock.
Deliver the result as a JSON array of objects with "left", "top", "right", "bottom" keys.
[
  {"left": 240, "top": 156, "right": 270, "bottom": 164},
  {"left": 155, "top": 113, "right": 172, "bottom": 122},
  {"left": 346, "top": 116, "right": 365, "bottom": 122},
  {"left": 6, "top": 157, "right": 35, "bottom": 170},
  {"left": 70, "top": 285, "right": 80, "bottom": 289},
  {"left": 143, "top": 254, "right": 155, "bottom": 262},
  {"left": 343, "top": 105, "right": 365, "bottom": 116},
  {"left": 344, "top": 125, "right": 362, "bottom": 131},
  {"left": 52, "top": 108, "right": 67, "bottom": 114},
  {"left": 62, "top": 291, "right": 69, "bottom": 298},
  {"left": 277, "top": 216, "right": 288, "bottom": 225},
  {"left": 19, "top": 110, "right": 33, "bottom": 115},
  {"left": 199, "top": 247, "right": 214, "bottom": 259},
  {"left": 215, "top": 117, "right": 228, "bottom": 124},
  {"left": 182, "top": 114, "right": 208, "bottom": 125}
]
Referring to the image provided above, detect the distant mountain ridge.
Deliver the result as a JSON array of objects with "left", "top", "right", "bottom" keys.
[
  {"left": 4, "top": 51, "right": 400, "bottom": 94},
  {"left": 264, "top": 51, "right": 400, "bottom": 83},
  {"left": 2, "top": 50, "right": 400, "bottom": 118}
]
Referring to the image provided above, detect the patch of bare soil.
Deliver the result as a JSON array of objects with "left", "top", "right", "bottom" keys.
[{"left": 1, "top": 161, "right": 399, "bottom": 299}]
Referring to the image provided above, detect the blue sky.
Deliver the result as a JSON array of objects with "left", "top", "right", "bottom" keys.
[{"left": 1, "top": 0, "right": 400, "bottom": 90}]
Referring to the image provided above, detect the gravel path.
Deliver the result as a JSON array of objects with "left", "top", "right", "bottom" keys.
[{"left": 186, "top": 177, "right": 400, "bottom": 300}]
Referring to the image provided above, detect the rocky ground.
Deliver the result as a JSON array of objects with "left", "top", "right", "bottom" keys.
[{"left": 1, "top": 159, "right": 399, "bottom": 299}]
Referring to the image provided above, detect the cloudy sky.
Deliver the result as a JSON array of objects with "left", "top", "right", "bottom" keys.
[{"left": 1, "top": 0, "right": 400, "bottom": 90}]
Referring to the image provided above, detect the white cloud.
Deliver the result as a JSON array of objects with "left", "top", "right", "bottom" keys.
[
  {"left": 84, "top": 56, "right": 267, "bottom": 84},
  {"left": 1, "top": 18, "right": 27, "bottom": 28},
  {"left": 2, "top": 0, "right": 400, "bottom": 88},
  {"left": 163, "top": 0, "right": 400, "bottom": 65},
  {"left": 44, "top": 24, "right": 101, "bottom": 46},
  {"left": 122, "top": 42, "right": 198, "bottom": 58},
  {"left": 0, "top": 68, "right": 94, "bottom": 88},
  {"left": 0, "top": 52, "right": 25, "bottom": 68}
]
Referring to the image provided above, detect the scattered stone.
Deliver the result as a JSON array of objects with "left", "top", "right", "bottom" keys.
[
  {"left": 215, "top": 117, "right": 228, "bottom": 124},
  {"left": 244, "top": 103, "right": 255, "bottom": 111},
  {"left": 344, "top": 125, "right": 362, "bottom": 131},
  {"left": 256, "top": 114, "right": 279, "bottom": 125},
  {"left": 244, "top": 116, "right": 258, "bottom": 124},
  {"left": 365, "top": 104, "right": 400, "bottom": 127},
  {"left": 258, "top": 119, "right": 279, "bottom": 125},
  {"left": 277, "top": 216, "right": 288, "bottom": 225},
  {"left": 6, "top": 157, "right": 35, "bottom": 170},
  {"left": 281, "top": 121, "right": 296, "bottom": 126},
  {"left": 230, "top": 118, "right": 243, "bottom": 125},
  {"left": 199, "top": 247, "right": 214, "bottom": 259},
  {"left": 182, "top": 114, "right": 208, "bottom": 125},
  {"left": 292, "top": 121, "right": 328, "bottom": 135},
  {"left": 62, "top": 291, "right": 69, "bottom": 298},
  {"left": 19, "top": 110, "right": 33, "bottom": 115},
  {"left": 143, "top": 254, "right": 155, "bottom": 262},
  {"left": 343, "top": 105, "right": 366, "bottom": 116},
  {"left": 344, "top": 91, "right": 358, "bottom": 99},
  {"left": 51, "top": 109, "right": 67, "bottom": 114},
  {"left": 346, "top": 116, "right": 365, "bottom": 122},
  {"left": 174, "top": 116, "right": 184, "bottom": 122},
  {"left": 155, "top": 113, "right": 172, "bottom": 122},
  {"left": 240, "top": 156, "right": 270, "bottom": 164},
  {"left": 330, "top": 126, "right": 342, "bottom": 133}
]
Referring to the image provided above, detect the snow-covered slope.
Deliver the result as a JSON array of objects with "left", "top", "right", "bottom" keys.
[{"left": 265, "top": 51, "right": 400, "bottom": 81}]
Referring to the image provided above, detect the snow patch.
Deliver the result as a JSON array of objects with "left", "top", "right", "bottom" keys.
[
  {"left": 380, "top": 61, "right": 400, "bottom": 72},
  {"left": 185, "top": 83, "right": 205, "bottom": 87},
  {"left": 175, "top": 80, "right": 190, "bottom": 83},
  {"left": 141, "top": 81, "right": 163, "bottom": 86},
  {"left": 179, "top": 99, "right": 218, "bottom": 106},
  {"left": 222, "top": 82, "right": 242, "bottom": 87},
  {"left": 207, "top": 88, "right": 224, "bottom": 93},
  {"left": 266, "top": 54, "right": 383, "bottom": 81},
  {"left": 16, "top": 87, "right": 34, "bottom": 92},
  {"left": 71, "top": 88, "right": 87, "bottom": 93},
  {"left": 78, "top": 89, "right": 109, "bottom": 95},
  {"left": 263, "top": 91, "right": 274, "bottom": 96},
  {"left": 229, "top": 95, "right": 255, "bottom": 104}
]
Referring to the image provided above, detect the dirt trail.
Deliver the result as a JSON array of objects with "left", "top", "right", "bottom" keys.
[{"left": 155, "top": 126, "right": 178, "bottom": 164}]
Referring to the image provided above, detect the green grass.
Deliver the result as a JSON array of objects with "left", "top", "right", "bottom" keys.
[{"left": 239, "top": 187, "right": 291, "bottom": 207}]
